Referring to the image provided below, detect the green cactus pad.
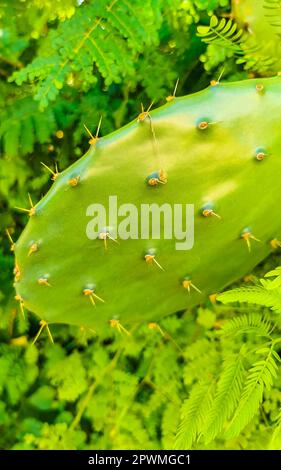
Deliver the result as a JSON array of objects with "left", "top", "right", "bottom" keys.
[{"left": 14, "top": 76, "right": 281, "bottom": 332}]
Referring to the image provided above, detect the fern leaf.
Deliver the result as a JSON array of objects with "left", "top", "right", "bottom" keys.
[
  {"left": 197, "top": 13, "right": 277, "bottom": 73},
  {"left": 203, "top": 351, "right": 245, "bottom": 443},
  {"left": 175, "top": 380, "right": 215, "bottom": 449},
  {"left": 226, "top": 344, "right": 279, "bottom": 439},
  {"left": 219, "top": 313, "right": 274, "bottom": 338},
  {"left": 0, "top": 97, "right": 56, "bottom": 157},
  {"left": 9, "top": 0, "right": 166, "bottom": 108},
  {"left": 197, "top": 15, "right": 246, "bottom": 54},
  {"left": 218, "top": 286, "right": 281, "bottom": 314}
]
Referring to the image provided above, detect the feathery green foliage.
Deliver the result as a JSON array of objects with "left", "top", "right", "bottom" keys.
[
  {"left": 218, "top": 286, "right": 281, "bottom": 313},
  {"left": 176, "top": 266, "right": 281, "bottom": 449},
  {"left": 219, "top": 313, "right": 274, "bottom": 338},
  {"left": 175, "top": 381, "right": 216, "bottom": 449},
  {"left": 9, "top": 0, "right": 195, "bottom": 109},
  {"left": 197, "top": 14, "right": 277, "bottom": 73},
  {"left": 226, "top": 342, "right": 280, "bottom": 439},
  {"left": 197, "top": 15, "right": 247, "bottom": 53},
  {"left": 203, "top": 351, "right": 246, "bottom": 442},
  {"left": 0, "top": 96, "right": 56, "bottom": 157}
]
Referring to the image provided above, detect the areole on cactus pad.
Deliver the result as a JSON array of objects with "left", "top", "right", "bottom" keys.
[{"left": 13, "top": 76, "right": 281, "bottom": 333}]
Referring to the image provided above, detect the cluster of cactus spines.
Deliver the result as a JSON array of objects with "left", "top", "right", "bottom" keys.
[
  {"left": 232, "top": 0, "right": 281, "bottom": 70},
  {"left": 12, "top": 75, "right": 281, "bottom": 335}
]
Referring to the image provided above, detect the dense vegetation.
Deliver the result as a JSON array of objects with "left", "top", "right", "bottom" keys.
[{"left": 1, "top": 0, "right": 281, "bottom": 450}]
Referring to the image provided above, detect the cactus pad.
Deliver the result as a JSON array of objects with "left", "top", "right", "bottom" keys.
[{"left": 14, "top": 76, "right": 281, "bottom": 332}]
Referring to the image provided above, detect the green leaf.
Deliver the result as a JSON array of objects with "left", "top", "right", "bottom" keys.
[{"left": 47, "top": 352, "right": 87, "bottom": 402}]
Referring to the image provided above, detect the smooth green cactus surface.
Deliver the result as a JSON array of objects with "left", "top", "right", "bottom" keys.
[
  {"left": 14, "top": 76, "right": 281, "bottom": 332},
  {"left": 232, "top": 0, "right": 281, "bottom": 69}
]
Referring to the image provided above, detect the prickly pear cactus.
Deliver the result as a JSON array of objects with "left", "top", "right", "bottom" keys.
[
  {"left": 14, "top": 76, "right": 281, "bottom": 333},
  {"left": 232, "top": 0, "right": 281, "bottom": 69}
]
